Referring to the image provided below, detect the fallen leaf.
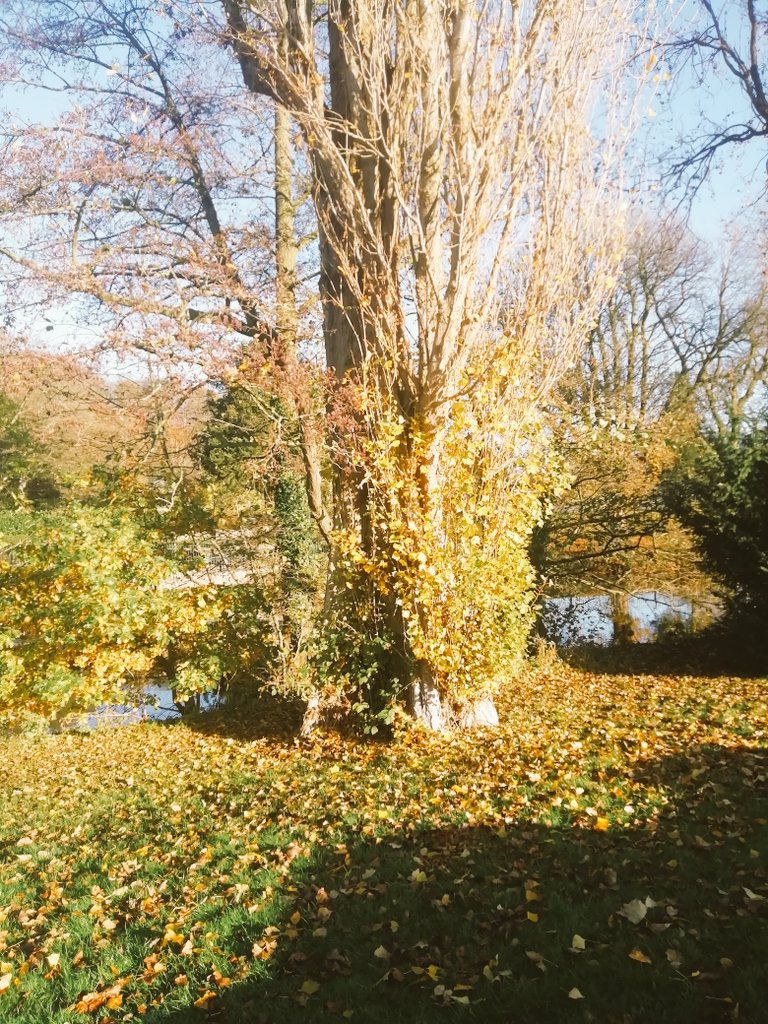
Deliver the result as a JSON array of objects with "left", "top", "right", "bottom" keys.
[
  {"left": 568, "top": 987, "right": 584, "bottom": 999},
  {"left": 628, "top": 948, "right": 652, "bottom": 964},
  {"left": 74, "top": 978, "right": 129, "bottom": 1013},
  {"left": 619, "top": 899, "right": 647, "bottom": 924}
]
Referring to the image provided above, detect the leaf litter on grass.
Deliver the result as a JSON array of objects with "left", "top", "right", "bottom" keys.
[{"left": 0, "top": 664, "right": 766, "bottom": 1023}]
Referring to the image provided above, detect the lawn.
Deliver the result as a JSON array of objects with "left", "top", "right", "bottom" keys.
[{"left": 1, "top": 663, "right": 766, "bottom": 1023}]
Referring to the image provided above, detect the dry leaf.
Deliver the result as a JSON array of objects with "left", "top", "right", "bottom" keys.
[
  {"left": 628, "top": 948, "right": 652, "bottom": 964},
  {"left": 619, "top": 899, "right": 647, "bottom": 924}
]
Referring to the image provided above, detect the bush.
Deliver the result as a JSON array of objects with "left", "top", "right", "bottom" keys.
[
  {"left": 0, "top": 507, "right": 275, "bottom": 729},
  {"left": 662, "top": 424, "right": 768, "bottom": 621}
]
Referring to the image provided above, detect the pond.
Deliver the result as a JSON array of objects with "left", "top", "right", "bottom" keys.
[
  {"left": 541, "top": 591, "right": 720, "bottom": 647},
  {"left": 62, "top": 683, "right": 224, "bottom": 732}
]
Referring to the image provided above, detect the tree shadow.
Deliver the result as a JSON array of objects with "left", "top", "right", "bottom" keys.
[
  {"left": 154, "top": 744, "right": 768, "bottom": 1024},
  {"left": 558, "top": 640, "right": 762, "bottom": 679},
  {"left": 172, "top": 689, "right": 306, "bottom": 743}
]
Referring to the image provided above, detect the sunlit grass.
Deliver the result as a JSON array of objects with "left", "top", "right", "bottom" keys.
[{"left": 1, "top": 664, "right": 766, "bottom": 1022}]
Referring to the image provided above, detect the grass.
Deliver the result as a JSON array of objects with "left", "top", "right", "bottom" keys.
[{"left": 1, "top": 663, "right": 767, "bottom": 1024}]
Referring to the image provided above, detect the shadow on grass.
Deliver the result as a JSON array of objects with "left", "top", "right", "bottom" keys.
[
  {"left": 156, "top": 744, "right": 768, "bottom": 1024},
  {"left": 177, "top": 689, "right": 306, "bottom": 743},
  {"left": 558, "top": 640, "right": 765, "bottom": 679}
]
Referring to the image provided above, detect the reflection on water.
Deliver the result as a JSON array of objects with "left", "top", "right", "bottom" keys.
[
  {"left": 542, "top": 591, "right": 718, "bottom": 647},
  {"left": 63, "top": 684, "right": 224, "bottom": 732}
]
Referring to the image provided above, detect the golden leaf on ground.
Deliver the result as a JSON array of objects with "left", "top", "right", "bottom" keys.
[
  {"left": 193, "top": 991, "right": 217, "bottom": 1008},
  {"left": 74, "top": 978, "right": 130, "bottom": 1013},
  {"left": 628, "top": 948, "right": 652, "bottom": 964}
]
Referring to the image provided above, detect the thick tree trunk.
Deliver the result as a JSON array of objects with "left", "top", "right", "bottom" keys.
[{"left": 407, "top": 671, "right": 445, "bottom": 731}]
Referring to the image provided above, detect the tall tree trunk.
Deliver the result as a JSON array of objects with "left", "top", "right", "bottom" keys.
[{"left": 274, "top": 92, "right": 332, "bottom": 543}]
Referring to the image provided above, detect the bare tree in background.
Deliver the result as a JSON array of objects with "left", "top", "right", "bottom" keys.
[
  {"left": 0, "top": 0, "right": 330, "bottom": 537},
  {"left": 666, "top": 0, "right": 768, "bottom": 195},
  {"left": 538, "top": 214, "right": 768, "bottom": 612}
]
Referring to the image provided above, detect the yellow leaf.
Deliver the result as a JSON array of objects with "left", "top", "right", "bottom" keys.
[
  {"left": 595, "top": 816, "right": 610, "bottom": 831},
  {"left": 571, "top": 934, "right": 586, "bottom": 951},
  {"left": 373, "top": 945, "right": 389, "bottom": 959},
  {"left": 0, "top": 974, "right": 12, "bottom": 994},
  {"left": 300, "top": 979, "right": 320, "bottom": 995},
  {"left": 527, "top": 911, "right": 539, "bottom": 922},
  {"left": 628, "top": 948, "right": 652, "bottom": 964},
  {"left": 568, "top": 987, "right": 584, "bottom": 999},
  {"left": 193, "top": 991, "right": 217, "bottom": 1008}
]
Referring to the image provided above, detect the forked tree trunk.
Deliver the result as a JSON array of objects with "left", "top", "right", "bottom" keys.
[{"left": 222, "top": 0, "right": 643, "bottom": 734}]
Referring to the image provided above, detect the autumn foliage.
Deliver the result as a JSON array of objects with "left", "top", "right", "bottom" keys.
[
  {"left": 0, "top": 663, "right": 766, "bottom": 1022},
  {"left": 0, "top": 507, "right": 275, "bottom": 730}
]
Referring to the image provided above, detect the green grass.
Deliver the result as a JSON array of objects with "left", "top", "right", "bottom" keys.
[{"left": 1, "top": 665, "right": 767, "bottom": 1023}]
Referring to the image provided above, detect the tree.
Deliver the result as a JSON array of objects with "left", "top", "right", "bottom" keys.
[
  {"left": 0, "top": 505, "right": 265, "bottom": 730},
  {"left": 663, "top": 422, "right": 768, "bottom": 624},
  {"left": 536, "top": 214, "right": 768, "bottom": 630},
  {"left": 666, "top": 0, "right": 768, "bottom": 195},
  {"left": 222, "top": 0, "right": 647, "bottom": 727},
  {"left": 0, "top": 0, "right": 329, "bottom": 535},
  {"left": 0, "top": 392, "right": 56, "bottom": 505},
  {"left": 0, "top": 0, "right": 647, "bottom": 728},
  {"left": 195, "top": 375, "right": 324, "bottom": 677}
]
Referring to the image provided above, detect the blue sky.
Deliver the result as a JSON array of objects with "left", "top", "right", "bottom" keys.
[{"left": 2, "top": 4, "right": 765, "bottom": 354}]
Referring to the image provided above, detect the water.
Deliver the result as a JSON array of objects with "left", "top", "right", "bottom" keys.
[
  {"left": 541, "top": 591, "right": 717, "bottom": 647},
  {"left": 63, "top": 684, "right": 224, "bottom": 731}
]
